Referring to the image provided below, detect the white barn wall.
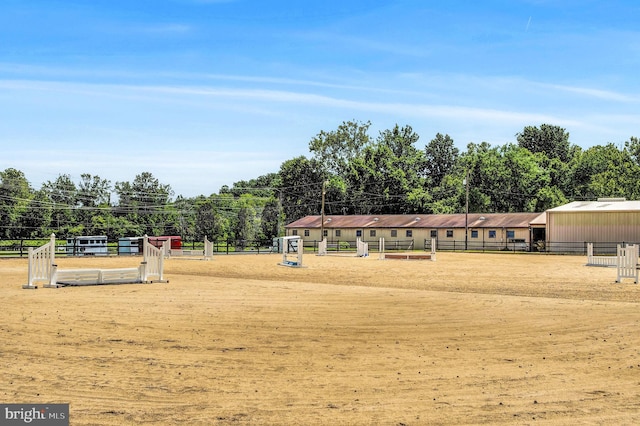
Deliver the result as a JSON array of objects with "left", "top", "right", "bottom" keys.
[{"left": 548, "top": 211, "right": 640, "bottom": 245}]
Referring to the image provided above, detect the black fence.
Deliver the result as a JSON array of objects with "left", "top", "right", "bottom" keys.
[
  {"left": 3, "top": 238, "right": 639, "bottom": 258},
  {"left": 0, "top": 238, "right": 276, "bottom": 258}
]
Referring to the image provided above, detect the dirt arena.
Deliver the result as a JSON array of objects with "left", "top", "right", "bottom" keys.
[{"left": 2, "top": 251, "right": 640, "bottom": 425}]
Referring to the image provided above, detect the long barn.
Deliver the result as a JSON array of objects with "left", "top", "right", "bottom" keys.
[{"left": 285, "top": 212, "right": 546, "bottom": 251}]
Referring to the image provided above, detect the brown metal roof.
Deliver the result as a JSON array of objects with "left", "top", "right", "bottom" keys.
[{"left": 286, "top": 213, "right": 545, "bottom": 229}]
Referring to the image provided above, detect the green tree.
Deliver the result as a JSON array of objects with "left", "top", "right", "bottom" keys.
[
  {"left": 309, "top": 120, "right": 372, "bottom": 175},
  {"left": 277, "top": 156, "right": 326, "bottom": 221},
  {"left": 424, "top": 133, "right": 459, "bottom": 187},
  {"left": 516, "top": 124, "right": 572, "bottom": 162},
  {"left": 0, "top": 168, "right": 34, "bottom": 238},
  {"left": 191, "top": 194, "right": 230, "bottom": 241},
  {"left": 42, "top": 174, "right": 78, "bottom": 237},
  {"left": 22, "top": 189, "right": 52, "bottom": 237},
  {"left": 233, "top": 194, "right": 260, "bottom": 248},
  {"left": 75, "top": 174, "right": 113, "bottom": 235},
  {"left": 261, "top": 197, "right": 284, "bottom": 242},
  {"left": 227, "top": 173, "right": 279, "bottom": 198},
  {"left": 114, "top": 172, "right": 175, "bottom": 236}
]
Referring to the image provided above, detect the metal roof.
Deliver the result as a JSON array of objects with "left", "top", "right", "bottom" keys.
[
  {"left": 547, "top": 199, "right": 640, "bottom": 213},
  {"left": 286, "top": 212, "right": 544, "bottom": 229}
]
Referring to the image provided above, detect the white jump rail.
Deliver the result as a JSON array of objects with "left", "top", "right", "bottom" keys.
[
  {"left": 163, "top": 236, "right": 214, "bottom": 260},
  {"left": 379, "top": 237, "right": 436, "bottom": 261},
  {"left": 23, "top": 234, "right": 166, "bottom": 289},
  {"left": 586, "top": 243, "right": 617, "bottom": 267}
]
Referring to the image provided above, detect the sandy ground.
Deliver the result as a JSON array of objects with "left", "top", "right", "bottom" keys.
[{"left": 2, "top": 251, "right": 640, "bottom": 425}]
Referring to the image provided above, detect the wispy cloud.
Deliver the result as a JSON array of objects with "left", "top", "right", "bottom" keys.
[{"left": 540, "top": 83, "right": 639, "bottom": 103}]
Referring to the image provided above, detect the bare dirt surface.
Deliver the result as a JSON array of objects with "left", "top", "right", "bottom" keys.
[{"left": 2, "top": 251, "right": 640, "bottom": 425}]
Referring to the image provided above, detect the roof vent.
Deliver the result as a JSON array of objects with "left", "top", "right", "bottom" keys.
[
  {"left": 414, "top": 217, "right": 421, "bottom": 221},
  {"left": 479, "top": 216, "right": 486, "bottom": 220},
  {"left": 373, "top": 217, "right": 379, "bottom": 221}
]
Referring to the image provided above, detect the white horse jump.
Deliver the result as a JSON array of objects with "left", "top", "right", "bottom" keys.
[
  {"left": 586, "top": 243, "right": 617, "bottom": 267},
  {"left": 279, "top": 236, "right": 303, "bottom": 267},
  {"left": 616, "top": 244, "right": 639, "bottom": 283},
  {"left": 162, "top": 236, "right": 214, "bottom": 260},
  {"left": 356, "top": 238, "right": 369, "bottom": 257},
  {"left": 379, "top": 237, "right": 436, "bottom": 261},
  {"left": 23, "top": 234, "right": 166, "bottom": 289}
]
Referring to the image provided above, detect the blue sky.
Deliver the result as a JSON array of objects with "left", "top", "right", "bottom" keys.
[{"left": 1, "top": 0, "right": 639, "bottom": 198}]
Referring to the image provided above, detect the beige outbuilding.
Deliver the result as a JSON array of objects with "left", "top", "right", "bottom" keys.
[{"left": 545, "top": 198, "right": 640, "bottom": 253}]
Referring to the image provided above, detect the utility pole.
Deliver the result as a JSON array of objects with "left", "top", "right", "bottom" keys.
[
  {"left": 320, "top": 180, "right": 327, "bottom": 242},
  {"left": 465, "top": 169, "right": 469, "bottom": 251}
]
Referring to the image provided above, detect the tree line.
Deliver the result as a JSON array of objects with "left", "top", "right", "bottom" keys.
[{"left": 1, "top": 121, "right": 638, "bottom": 242}]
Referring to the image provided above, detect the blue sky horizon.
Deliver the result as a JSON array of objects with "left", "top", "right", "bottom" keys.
[{"left": 1, "top": 0, "right": 639, "bottom": 198}]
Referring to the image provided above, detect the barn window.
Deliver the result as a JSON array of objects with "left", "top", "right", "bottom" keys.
[
  {"left": 406, "top": 230, "right": 413, "bottom": 237},
  {"left": 506, "top": 230, "right": 515, "bottom": 239},
  {"left": 370, "top": 230, "right": 376, "bottom": 237},
  {"left": 304, "top": 230, "right": 310, "bottom": 237},
  {"left": 356, "top": 230, "right": 362, "bottom": 237},
  {"left": 335, "top": 230, "right": 341, "bottom": 237},
  {"left": 323, "top": 229, "right": 328, "bottom": 237},
  {"left": 471, "top": 230, "right": 478, "bottom": 238},
  {"left": 430, "top": 230, "right": 437, "bottom": 238},
  {"left": 292, "top": 230, "right": 298, "bottom": 236},
  {"left": 489, "top": 230, "right": 496, "bottom": 238},
  {"left": 446, "top": 230, "right": 453, "bottom": 238},
  {"left": 391, "top": 230, "right": 397, "bottom": 237}
]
